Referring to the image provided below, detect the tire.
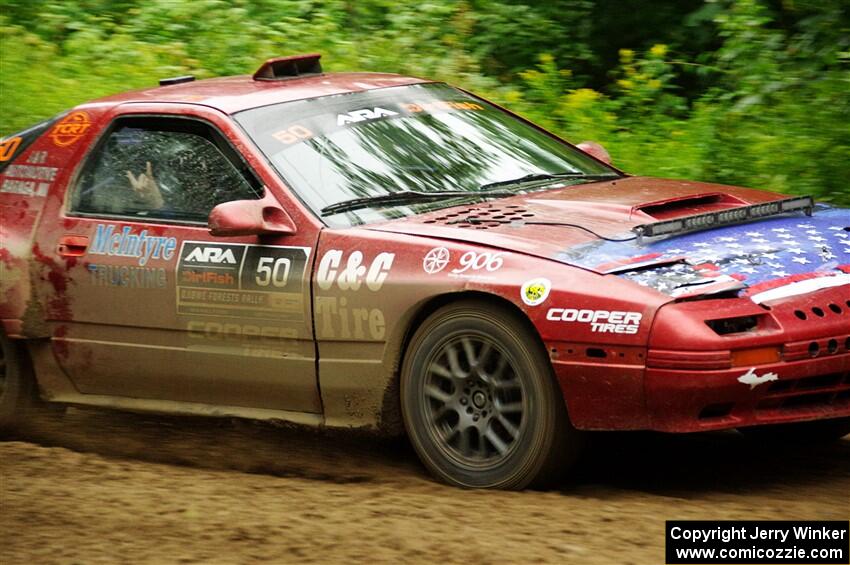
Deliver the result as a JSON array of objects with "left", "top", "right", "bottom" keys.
[
  {"left": 0, "top": 332, "right": 38, "bottom": 431},
  {"left": 400, "top": 300, "right": 583, "bottom": 489},
  {"left": 738, "top": 417, "right": 850, "bottom": 444}
]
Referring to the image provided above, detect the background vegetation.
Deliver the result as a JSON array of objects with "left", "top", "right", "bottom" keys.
[{"left": 1, "top": 0, "right": 847, "bottom": 203}]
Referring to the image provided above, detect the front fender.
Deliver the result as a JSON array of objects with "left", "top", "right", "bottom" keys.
[{"left": 312, "top": 227, "right": 669, "bottom": 431}]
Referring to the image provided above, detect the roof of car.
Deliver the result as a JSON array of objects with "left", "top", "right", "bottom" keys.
[{"left": 89, "top": 72, "right": 431, "bottom": 115}]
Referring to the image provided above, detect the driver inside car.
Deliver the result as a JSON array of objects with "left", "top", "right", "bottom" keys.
[{"left": 126, "top": 161, "right": 165, "bottom": 210}]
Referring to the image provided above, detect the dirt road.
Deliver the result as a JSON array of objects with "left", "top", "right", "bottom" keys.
[{"left": 1, "top": 409, "right": 848, "bottom": 564}]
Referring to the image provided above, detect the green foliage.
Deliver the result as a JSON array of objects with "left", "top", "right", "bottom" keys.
[{"left": 1, "top": 0, "right": 847, "bottom": 203}]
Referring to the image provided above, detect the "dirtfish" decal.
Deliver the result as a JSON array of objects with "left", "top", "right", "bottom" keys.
[
  {"left": 89, "top": 224, "right": 177, "bottom": 266},
  {"left": 176, "top": 241, "right": 310, "bottom": 321}
]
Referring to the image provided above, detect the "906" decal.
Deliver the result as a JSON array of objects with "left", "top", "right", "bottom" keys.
[{"left": 423, "top": 247, "right": 504, "bottom": 277}]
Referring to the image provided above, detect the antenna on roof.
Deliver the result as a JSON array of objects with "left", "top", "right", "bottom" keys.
[{"left": 253, "top": 54, "right": 323, "bottom": 81}]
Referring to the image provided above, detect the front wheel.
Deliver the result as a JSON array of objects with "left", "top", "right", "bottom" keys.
[{"left": 401, "top": 300, "right": 582, "bottom": 489}]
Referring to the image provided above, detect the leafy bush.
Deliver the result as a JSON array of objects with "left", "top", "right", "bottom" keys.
[{"left": 1, "top": 0, "right": 847, "bottom": 203}]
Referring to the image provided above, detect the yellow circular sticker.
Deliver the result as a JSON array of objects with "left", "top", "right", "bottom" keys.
[{"left": 521, "top": 278, "right": 551, "bottom": 306}]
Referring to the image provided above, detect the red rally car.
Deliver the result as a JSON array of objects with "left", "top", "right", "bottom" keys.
[{"left": 1, "top": 54, "right": 848, "bottom": 489}]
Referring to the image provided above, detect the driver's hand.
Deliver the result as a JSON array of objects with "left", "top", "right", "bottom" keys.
[{"left": 127, "top": 161, "right": 164, "bottom": 209}]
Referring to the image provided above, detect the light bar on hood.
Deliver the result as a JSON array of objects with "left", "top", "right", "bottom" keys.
[{"left": 632, "top": 196, "right": 814, "bottom": 240}]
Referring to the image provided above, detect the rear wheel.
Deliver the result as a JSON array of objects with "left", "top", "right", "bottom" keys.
[
  {"left": 0, "top": 332, "right": 38, "bottom": 431},
  {"left": 738, "top": 418, "right": 850, "bottom": 444},
  {"left": 401, "top": 301, "right": 582, "bottom": 489}
]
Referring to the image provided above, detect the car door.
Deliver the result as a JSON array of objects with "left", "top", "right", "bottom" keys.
[{"left": 32, "top": 104, "right": 321, "bottom": 413}]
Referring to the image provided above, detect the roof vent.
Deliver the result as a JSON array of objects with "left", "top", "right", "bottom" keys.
[
  {"left": 253, "top": 54, "right": 323, "bottom": 81},
  {"left": 159, "top": 75, "right": 196, "bottom": 86}
]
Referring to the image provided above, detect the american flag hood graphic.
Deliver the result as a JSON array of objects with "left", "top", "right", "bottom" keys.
[{"left": 556, "top": 205, "right": 850, "bottom": 302}]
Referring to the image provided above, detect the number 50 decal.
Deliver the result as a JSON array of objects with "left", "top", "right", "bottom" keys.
[
  {"left": 255, "top": 256, "right": 292, "bottom": 287},
  {"left": 272, "top": 125, "right": 313, "bottom": 144},
  {"left": 451, "top": 251, "right": 504, "bottom": 274}
]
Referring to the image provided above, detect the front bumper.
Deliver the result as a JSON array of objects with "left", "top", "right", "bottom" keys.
[
  {"left": 645, "top": 349, "right": 850, "bottom": 432},
  {"left": 550, "top": 285, "right": 850, "bottom": 432},
  {"left": 643, "top": 284, "right": 850, "bottom": 432}
]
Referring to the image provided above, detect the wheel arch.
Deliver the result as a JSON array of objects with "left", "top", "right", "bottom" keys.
[{"left": 377, "top": 289, "right": 548, "bottom": 435}]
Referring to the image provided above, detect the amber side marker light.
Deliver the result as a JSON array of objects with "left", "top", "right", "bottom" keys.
[{"left": 731, "top": 346, "right": 782, "bottom": 367}]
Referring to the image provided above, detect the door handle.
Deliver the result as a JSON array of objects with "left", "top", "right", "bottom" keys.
[{"left": 57, "top": 235, "right": 89, "bottom": 257}]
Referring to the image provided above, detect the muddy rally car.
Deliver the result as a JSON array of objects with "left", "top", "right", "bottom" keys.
[{"left": 1, "top": 54, "right": 848, "bottom": 489}]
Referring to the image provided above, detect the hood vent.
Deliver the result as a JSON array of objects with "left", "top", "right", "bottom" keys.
[
  {"left": 635, "top": 193, "right": 746, "bottom": 220},
  {"left": 423, "top": 205, "right": 535, "bottom": 229}
]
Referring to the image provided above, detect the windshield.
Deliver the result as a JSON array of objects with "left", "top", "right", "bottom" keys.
[{"left": 236, "top": 83, "right": 619, "bottom": 227}]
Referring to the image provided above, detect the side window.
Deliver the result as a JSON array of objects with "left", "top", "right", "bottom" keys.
[{"left": 71, "top": 117, "right": 261, "bottom": 222}]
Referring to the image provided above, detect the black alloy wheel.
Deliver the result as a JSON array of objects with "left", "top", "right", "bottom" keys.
[
  {"left": 422, "top": 333, "right": 525, "bottom": 467},
  {"left": 401, "top": 300, "right": 583, "bottom": 489}
]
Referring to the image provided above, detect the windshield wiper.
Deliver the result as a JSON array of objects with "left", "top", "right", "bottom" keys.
[
  {"left": 320, "top": 189, "right": 514, "bottom": 216},
  {"left": 479, "top": 172, "right": 619, "bottom": 191}
]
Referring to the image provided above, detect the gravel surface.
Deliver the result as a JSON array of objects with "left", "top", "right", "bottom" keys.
[{"left": 2, "top": 409, "right": 848, "bottom": 564}]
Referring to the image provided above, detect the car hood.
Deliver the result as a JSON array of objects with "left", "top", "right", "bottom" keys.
[{"left": 368, "top": 176, "right": 850, "bottom": 301}]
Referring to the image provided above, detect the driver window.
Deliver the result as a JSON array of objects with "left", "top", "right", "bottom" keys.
[{"left": 71, "top": 117, "right": 261, "bottom": 222}]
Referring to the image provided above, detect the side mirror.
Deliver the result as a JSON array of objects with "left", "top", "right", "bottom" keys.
[
  {"left": 576, "top": 141, "right": 612, "bottom": 165},
  {"left": 208, "top": 190, "right": 297, "bottom": 237}
]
